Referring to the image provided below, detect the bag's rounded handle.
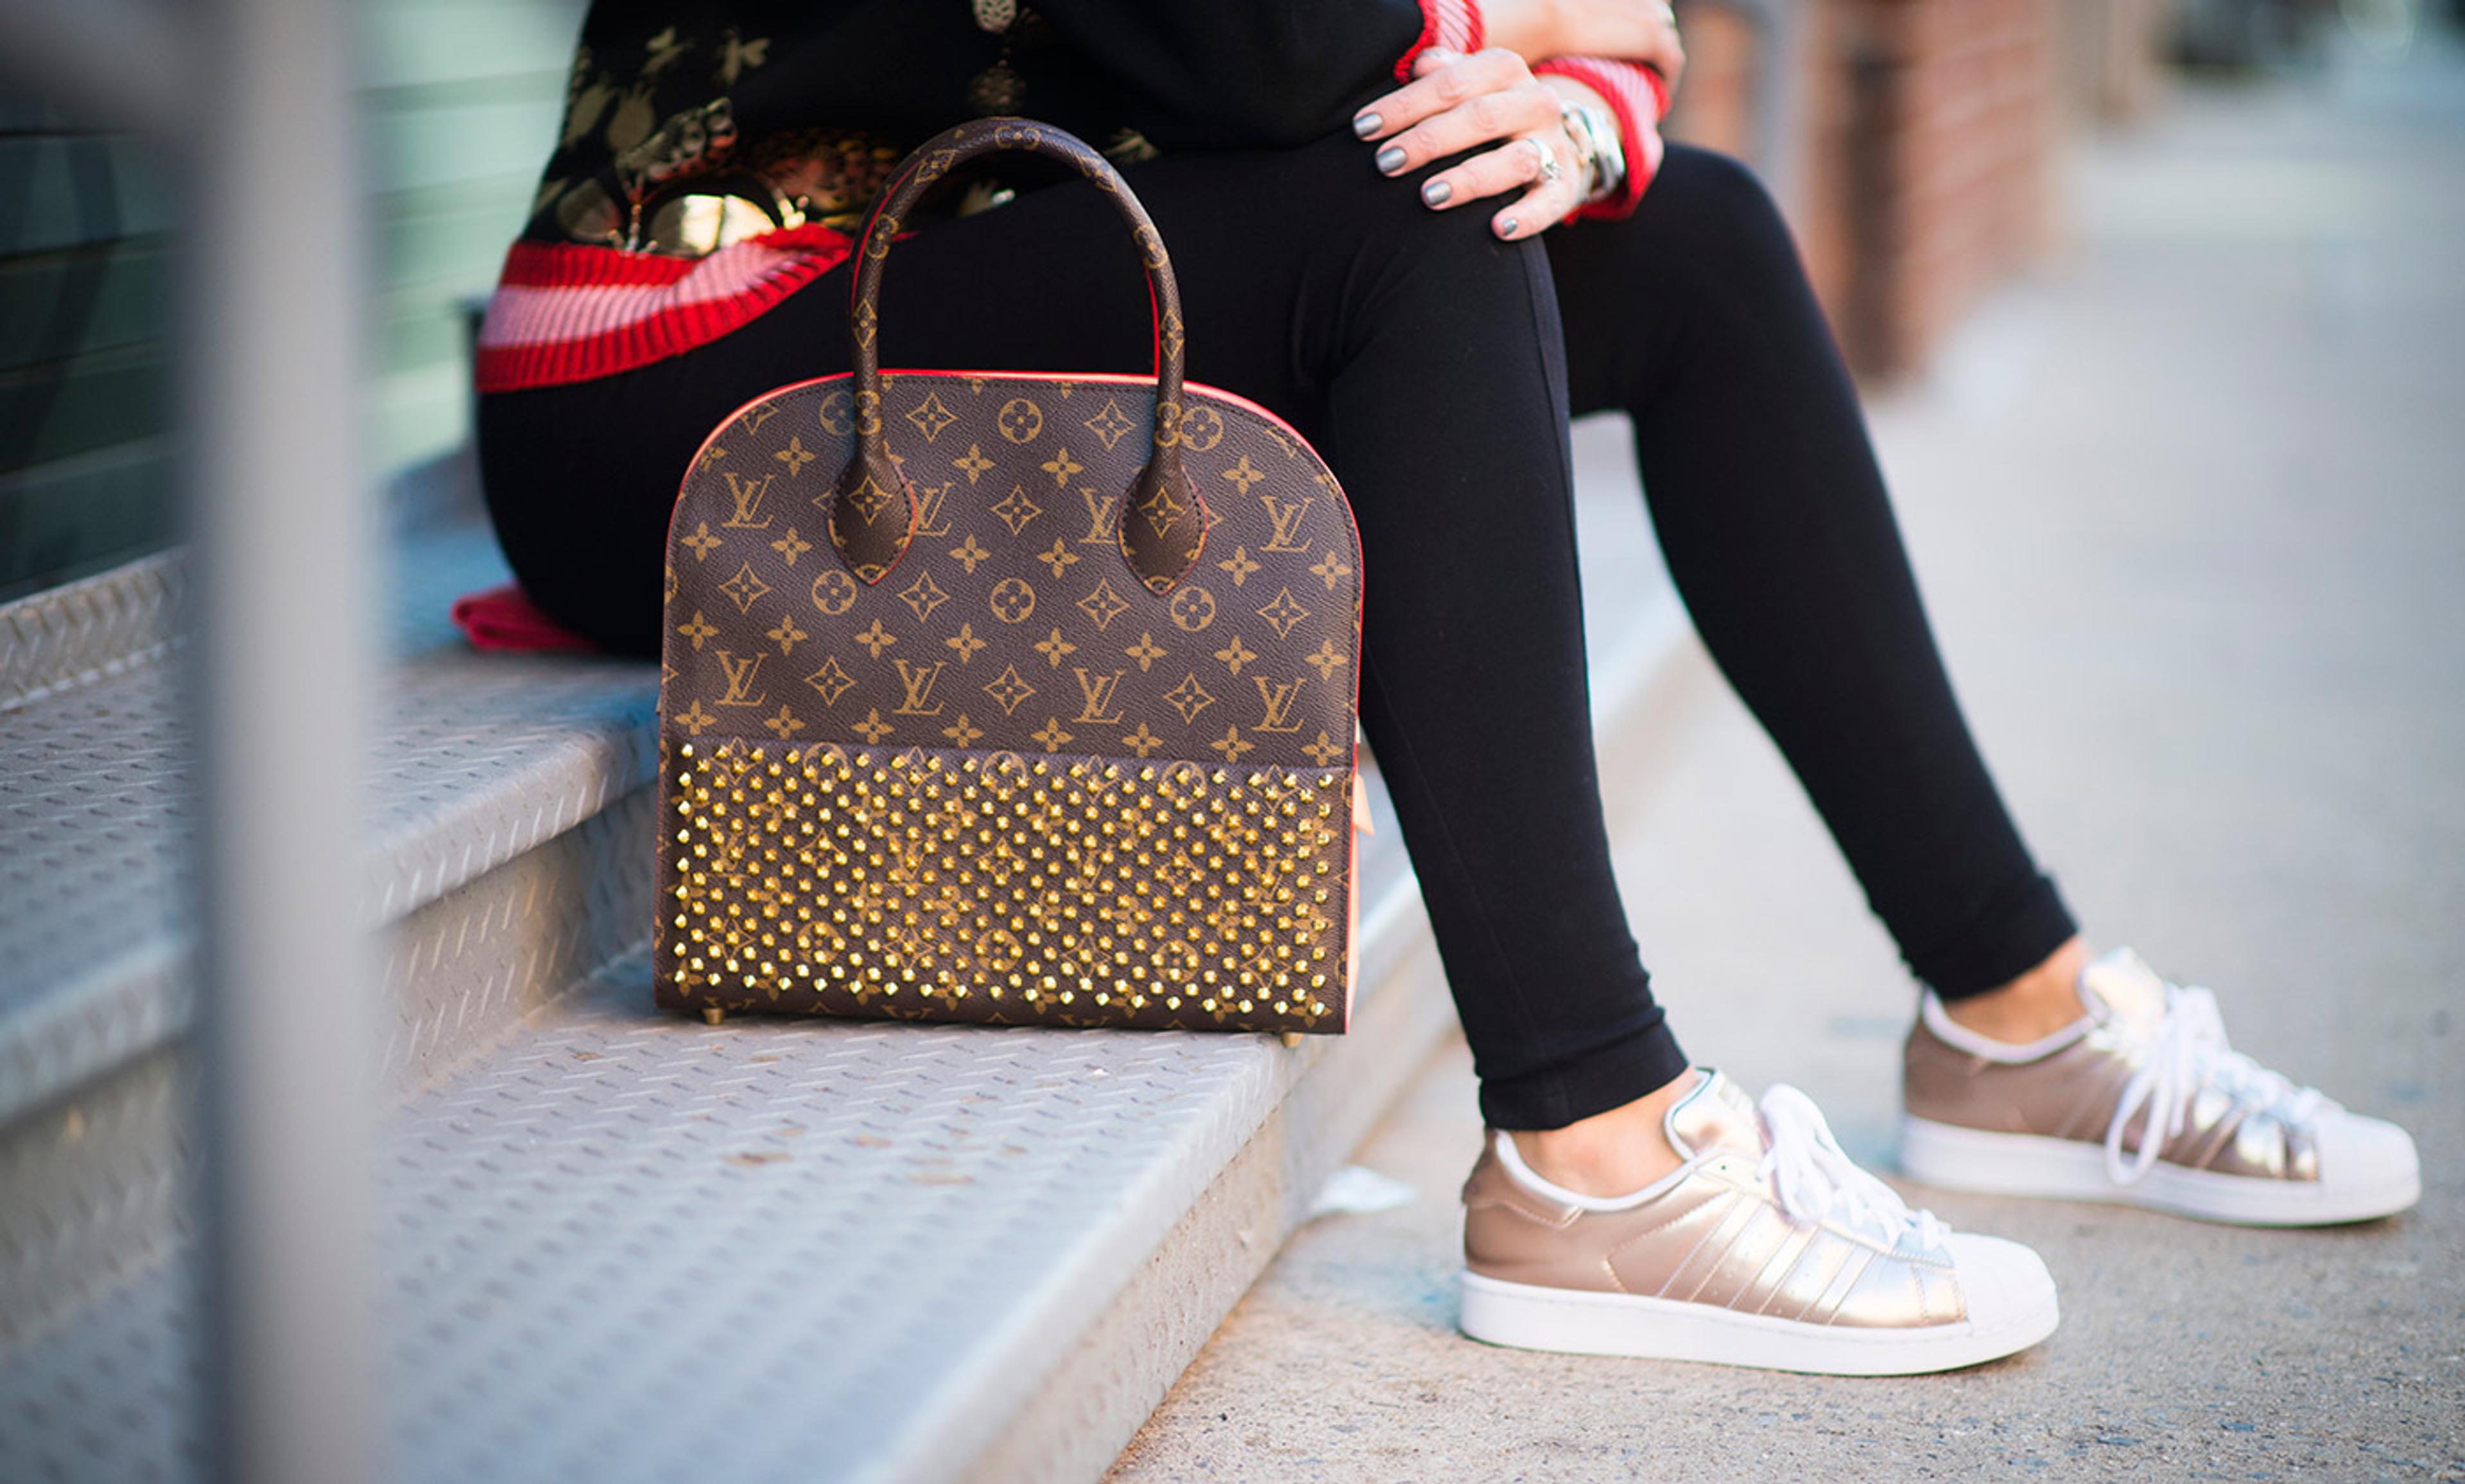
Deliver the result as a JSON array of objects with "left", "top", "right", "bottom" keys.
[{"left": 830, "top": 117, "right": 1207, "bottom": 594}]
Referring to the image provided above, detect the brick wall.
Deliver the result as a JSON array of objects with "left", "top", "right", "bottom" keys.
[
  {"left": 1841, "top": 0, "right": 2063, "bottom": 374},
  {"left": 2061, "top": 0, "right": 2171, "bottom": 122},
  {"left": 1665, "top": 0, "right": 2100, "bottom": 379}
]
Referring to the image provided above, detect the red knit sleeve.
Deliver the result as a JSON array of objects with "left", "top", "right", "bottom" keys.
[
  {"left": 1531, "top": 56, "right": 1669, "bottom": 221},
  {"left": 1394, "top": 0, "right": 1485, "bottom": 81}
]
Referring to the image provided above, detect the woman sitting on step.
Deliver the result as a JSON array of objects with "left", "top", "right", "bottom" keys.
[{"left": 472, "top": 0, "right": 2419, "bottom": 1376}]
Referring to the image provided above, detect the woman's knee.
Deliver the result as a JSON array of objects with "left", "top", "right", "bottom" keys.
[
  {"left": 1142, "top": 128, "right": 1561, "bottom": 368},
  {"left": 1650, "top": 146, "right": 1794, "bottom": 248},
  {"left": 1186, "top": 127, "right": 1543, "bottom": 274},
  {"left": 1611, "top": 144, "right": 1805, "bottom": 302}
]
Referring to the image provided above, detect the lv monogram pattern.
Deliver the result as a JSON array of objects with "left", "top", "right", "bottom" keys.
[
  {"left": 658, "top": 118, "right": 1363, "bottom": 1033},
  {"left": 833, "top": 118, "right": 1209, "bottom": 593},
  {"left": 668, "top": 374, "right": 1357, "bottom": 759},
  {"left": 658, "top": 372, "right": 1362, "bottom": 1030}
]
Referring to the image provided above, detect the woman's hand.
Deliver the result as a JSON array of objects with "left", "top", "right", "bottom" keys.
[
  {"left": 1483, "top": 0, "right": 1688, "bottom": 84},
  {"left": 1353, "top": 47, "right": 1589, "bottom": 241}
]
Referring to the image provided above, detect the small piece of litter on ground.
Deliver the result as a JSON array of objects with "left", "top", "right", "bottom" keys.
[{"left": 1308, "top": 1164, "right": 1417, "bottom": 1219}]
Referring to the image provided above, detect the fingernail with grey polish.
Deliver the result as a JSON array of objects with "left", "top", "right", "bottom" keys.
[
  {"left": 1376, "top": 146, "right": 1406, "bottom": 175},
  {"left": 1353, "top": 112, "right": 1381, "bottom": 138},
  {"left": 1498, "top": 216, "right": 1518, "bottom": 237},
  {"left": 1421, "top": 178, "right": 1451, "bottom": 206}
]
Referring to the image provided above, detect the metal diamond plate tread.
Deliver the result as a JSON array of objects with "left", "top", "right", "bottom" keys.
[
  {"left": 384, "top": 965, "right": 1342, "bottom": 1484},
  {"left": 0, "top": 663, "right": 195, "bottom": 1125},
  {"left": 0, "top": 551, "right": 182, "bottom": 715},
  {"left": 0, "top": 1243, "right": 207, "bottom": 1484},
  {"left": 0, "top": 1049, "right": 189, "bottom": 1353},
  {"left": 0, "top": 521, "right": 660, "bottom": 1124},
  {"left": 0, "top": 858, "right": 1446, "bottom": 1484}
]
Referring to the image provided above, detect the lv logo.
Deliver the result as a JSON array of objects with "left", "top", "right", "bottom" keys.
[
  {"left": 892, "top": 659, "right": 948, "bottom": 716},
  {"left": 1078, "top": 487, "right": 1120, "bottom": 547},
  {"left": 721, "top": 471, "right": 776, "bottom": 529},
  {"left": 1254, "top": 675, "right": 1307, "bottom": 733},
  {"left": 1072, "top": 667, "right": 1128, "bottom": 725},
  {"left": 1258, "top": 494, "right": 1314, "bottom": 553},
  {"left": 708, "top": 813, "right": 756, "bottom": 888},
  {"left": 912, "top": 481, "right": 954, "bottom": 538},
  {"left": 716, "top": 650, "right": 770, "bottom": 709}
]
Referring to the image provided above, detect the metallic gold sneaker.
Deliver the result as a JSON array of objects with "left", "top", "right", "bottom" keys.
[
  {"left": 1901, "top": 947, "right": 2421, "bottom": 1225},
  {"left": 1459, "top": 1071, "right": 2059, "bottom": 1375}
]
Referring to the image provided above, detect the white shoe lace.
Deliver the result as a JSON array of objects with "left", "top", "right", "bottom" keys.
[
  {"left": 1757, "top": 1084, "right": 1946, "bottom": 1250},
  {"left": 2103, "top": 983, "right": 2330, "bottom": 1186}
]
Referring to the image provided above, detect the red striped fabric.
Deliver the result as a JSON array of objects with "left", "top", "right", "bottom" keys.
[
  {"left": 474, "top": 226, "right": 854, "bottom": 392},
  {"left": 474, "top": 4, "right": 1673, "bottom": 393},
  {"left": 1533, "top": 55, "right": 1669, "bottom": 221},
  {"left": 1394, "top": 0, "right": 1485, "bottom": 80}
]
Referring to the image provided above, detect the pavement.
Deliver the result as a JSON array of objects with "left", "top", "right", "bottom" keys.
[{"left": 1105, "top": 31, "right": 2465, "bottom": 1484}]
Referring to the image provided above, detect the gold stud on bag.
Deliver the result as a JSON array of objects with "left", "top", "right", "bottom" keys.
[{"left": 653, "top": 118, "right": 1365, "bottom": 1035}]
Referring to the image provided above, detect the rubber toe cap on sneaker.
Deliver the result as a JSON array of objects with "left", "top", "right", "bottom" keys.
[
  {"left": 2315, "top": 1110, "right": 2421, "bottom": 1218},
  {"left": 1943, "top": 1232, "right": 2060, "bottom": 1352}
]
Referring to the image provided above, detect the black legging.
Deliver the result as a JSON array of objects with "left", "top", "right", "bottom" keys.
[{"left": 478, "top": 134, "right": 2075, "bottom": 1130}]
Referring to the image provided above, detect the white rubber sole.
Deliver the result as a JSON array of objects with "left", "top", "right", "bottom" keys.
[
  {"left": 1457, "top": 1272, "right": 2057, "bottom": 1376},
  {"left": 1898, "top": 1116, "right": 2421, "bottom": 1226}
]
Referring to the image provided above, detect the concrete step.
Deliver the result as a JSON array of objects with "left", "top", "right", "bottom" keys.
[{"left": 0, "top": 417, "right": 1679, "bottom": 1482}]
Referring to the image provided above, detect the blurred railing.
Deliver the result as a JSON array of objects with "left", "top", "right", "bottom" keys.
[{"left": 0, "top": 1, "right": 377, "bottom": 1481}]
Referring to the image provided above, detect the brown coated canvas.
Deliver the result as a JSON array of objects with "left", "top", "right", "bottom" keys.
[{"left": 652, "top": 121, "right": 1363, "bottom": 1034}]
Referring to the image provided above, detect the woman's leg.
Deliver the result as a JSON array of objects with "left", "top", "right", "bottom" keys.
[
  {"left": 480, "top": 132, "right": 1685, "bottom": 1130},
  {"left": 1533, "top": 148, "right": 2420, "bottom": 1230},
  {"left": 1543, "top": 144, "right": 2079, "bottom": 1001}
]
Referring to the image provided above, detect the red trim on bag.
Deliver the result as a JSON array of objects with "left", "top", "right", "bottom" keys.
[{"left": 679, "top": 368, "right": 1334, "bottom": 485}]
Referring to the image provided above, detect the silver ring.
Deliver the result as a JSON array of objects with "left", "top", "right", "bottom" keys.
[{"left": 1526, "top": 136, "right": 1561, "bottom": 186}]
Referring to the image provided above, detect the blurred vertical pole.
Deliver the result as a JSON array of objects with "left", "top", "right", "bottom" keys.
[
  {"left": 187, "top": 0, "right": 379, "bottom": 1478},
  {"left": 1697, "top": 0, "right": 1807, "bottom": 216},
  {"left": 1750, "top": 0, "right": 1806, "bottom": 225}
]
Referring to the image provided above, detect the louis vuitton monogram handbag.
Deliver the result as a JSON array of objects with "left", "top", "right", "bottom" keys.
[{"left": 654, "top": 119, "right": 1364, "bottom": 1035}]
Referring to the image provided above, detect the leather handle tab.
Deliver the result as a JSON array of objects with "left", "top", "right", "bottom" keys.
[{"left": 836, "top": 117, "right": 1207, "bottom": 593}]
